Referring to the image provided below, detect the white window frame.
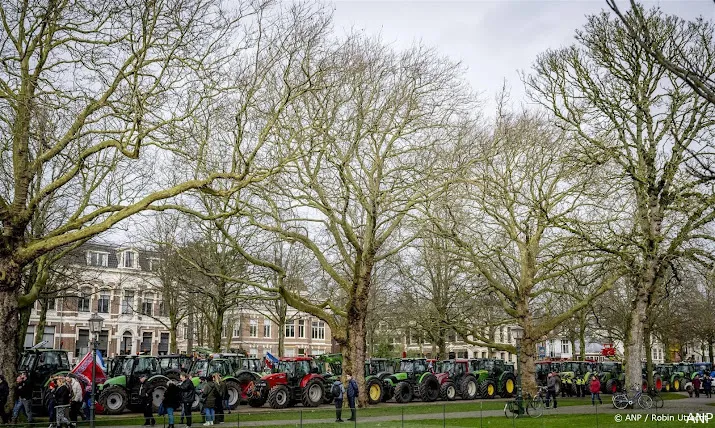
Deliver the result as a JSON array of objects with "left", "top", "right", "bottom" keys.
[
  {"left": 142, "top": 293, "right": 153, "bottom": 316},
  {"left": 249, "top": 319, "right": 258, "bottom": 337},
  {"left": 561, "top": 341, "right": 570, "bottom": 355},
  {"left": 263, "top": 319, "right": 271, "bottom": 338},
  {"left": 121, "top": 250, "right": 138, "bottom": 269},
  {"left": 86, "top": 251, "right": 109, "bottom": 267},
  {"left": 298, "top": 319, "right": 305, "bottom": 338},
  {"left": 285, "top": 323, "right": 295, "bottom": 338},
  {"left": 98, "top": 292, "right": 110, "bottom": 314},
  {"left": 233, "top": 322, "right": 241, "bottom": 338},
  {"left": 311, "top": 321, "right": 325, "bottom": 340},
  {"left": 121, "top": 291, "right": 134, "bottom": 314},
  {"left": 77, "top": 288, "right": 91, "bottom": 313}
]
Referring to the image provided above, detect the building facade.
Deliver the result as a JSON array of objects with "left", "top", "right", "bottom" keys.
[{"left": 26, "top": 242, "right": 332, "bottom": 363}]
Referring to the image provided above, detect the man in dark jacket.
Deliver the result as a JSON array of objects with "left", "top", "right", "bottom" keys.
[
  {"left": 138, "top": 375, "right": 155, "bottom": 426},
  {"left": 0, "top": 374, "right": 9, "bottom": 424},
  {"left": 163, "top": 380, "right": 181, "bottom": 428},
  {"left": 54, "top": 378, "right": 72, "bottom": 428},
  {"left": 212, "top": 373, "right": 226, "bottom": 424},
  {"left": 346, "top": 373, "right": 358, "bottom": 421},
  {"left": 179, "top": 373, "right": 196, "bottom": 427},
  {"left": 11, "top": 374, "right": 33, "bottom": 424}
]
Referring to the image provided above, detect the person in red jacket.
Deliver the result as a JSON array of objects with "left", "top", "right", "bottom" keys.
[{"left": 589, "top": 375, "right": 602, "bottom": 405}]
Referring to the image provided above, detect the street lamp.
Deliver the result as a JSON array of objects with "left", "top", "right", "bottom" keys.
[
  {"left": 88, "top": 313, "right": 104, "bottom": 428},
  {"left": 511, "top": 326, "right": 525, "bottom": 415}
]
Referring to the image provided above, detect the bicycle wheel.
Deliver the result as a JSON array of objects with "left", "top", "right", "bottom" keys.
[
  {"left": 613, "top": 393, "right": 629, "bottom": 409},
  {"left": 528, "top": 397, "right": 544, "bottom": 418},
  {"left": 652, "top": 394, "right": 664, "bottom": 409},
  {"left": 504, "top": 401, "right": 518, "bottom": 419},
  {"left": 638, "top": 394, "right": 653, "bottom": 409}
]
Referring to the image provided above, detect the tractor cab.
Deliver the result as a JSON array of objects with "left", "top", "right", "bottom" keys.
[
  {"left": 468, "top": 358, "right": 516, "bottom": 398},
  {"left": 99, "top": 355, "right": 165, "bottom": 414},
  {"left": 595, "top": 361, "right": 623, "bottom": 393},
  {"left": 366, "top": 358, "right": 392, "bottom": 377},
  {"left": 558, "top": 361, "right": 597, "bottom": 396},
  {"left": 398, "top": 358, "right": 429, "bottom": 378},
  {"left": 674, "top": 362, "right": 697, "bottom": 380},
  {"left": 19, "top": 349, "right": 71, "bottom": 408},
  {"left": 157, "top": 354, "right": 193, "bottom": 377},
  {"left": 190, "top": 358, "right": 232, "bottom": 378},
  {"left": 535, "top": 361, "right": 554, "bottom": 386},
  {"left": 248, "top": 357, "right": 325, "bottom": 409}
]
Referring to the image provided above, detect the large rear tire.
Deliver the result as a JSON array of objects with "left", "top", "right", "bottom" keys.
[
  {"left": 147, "top": 379, "right": 169, "bottom": 412},
  {"left": 300, "top": 379, "right": 324, "bottom": 408},
  {"left": 500, "top": 374, "right": 516, "bottom": 398},
  {"left": 479, "top": 380, "right": 496, "bottom": 399},
  {"left": 99, "top": 385, "right": 129, "bottom": 415},
  {"left": 440, "top": 381, "right": 457, "bottom": 401},
  {"left": 460, "top": 375, "right": 478, "bottom": 400},
  {"left": 419, "top": 374, "right": 440, "bottom": 402},
  {"left": 673, "top": 377, "right": 681, "bottom": 391},
  {"left": 267, "top": 385, "right": 291, "bottom": 409},
  {"left": 224, "top": 380, "right": 241, "bottom": 410},
  {"left": 236, "top": 372, "right": 258, "bottom": 402},
  {"left": 366, "top": 378, "right": 383, "bottom": 405},
  {"left": 394, "top": 381, "right": 413, "bottom": 403},
  {"left": 605, "top": 379, "right": 618, "bottom": 394}
]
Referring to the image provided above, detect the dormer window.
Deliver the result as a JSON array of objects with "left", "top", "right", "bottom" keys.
[
  {"left": 120, "top": 250, "right": 138, "bottom": 269},
  {"left": 149, "top": 258, "right": 160, "bottom": 272},
  {"left": 87, "top": 251, "right": 108, "bottom": 267}
]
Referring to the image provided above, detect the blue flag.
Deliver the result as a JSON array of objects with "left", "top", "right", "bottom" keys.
[{"left": 266, "top": 352, "right": 279, "bottom": 364}]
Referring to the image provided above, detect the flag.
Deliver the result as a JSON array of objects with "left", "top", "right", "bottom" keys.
[{"left": 71, "top": 350, "right": 107, "bottom": 387}]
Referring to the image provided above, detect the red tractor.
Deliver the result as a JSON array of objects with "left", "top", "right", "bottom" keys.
[
  {"left": 247, "top": 357, "right": 325, "bottom": 409},
  {"left": 434, "top": 359, "right": 479, "bottom": 401}
]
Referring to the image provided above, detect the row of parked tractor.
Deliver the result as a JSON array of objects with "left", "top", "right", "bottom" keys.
[{"left": 536, "top": 359, "right": 714, "bottom": 395}]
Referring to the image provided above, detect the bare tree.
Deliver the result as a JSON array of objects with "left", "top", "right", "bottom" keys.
[{"left": 525, "top": 8, "right": 715, "bottom": 390}]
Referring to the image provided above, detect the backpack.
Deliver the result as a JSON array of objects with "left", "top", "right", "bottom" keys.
[{"left": 331, "top": 383, "right": 341, "bottom": 398}]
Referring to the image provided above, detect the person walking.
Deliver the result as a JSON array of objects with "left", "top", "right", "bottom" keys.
[
  {"left": 331, "top": 378, "right": 345, "bottom": 422},
  {"left": 589, "top": 375, "right": 603, "bottom": 405},
  {"left": 179, "top": 372, "right": 196, "bottom": 428},
  {"left": 546, "top": 373, "right": 558, "bottom": 409},
  {"left": 0, "top": 374, "right": 10, "bottom": 424},
  {"left": 163, "top": 380, "right": 181, "bottom": 428},
  {"left": 138, "top": 375, "right": 156, "bottom": 426},
  {"left": 201, "top": 375, "right": 219, "bottom": 426},
  {"left": 346, "top": 373, "right": 358, "bottom": 422},
  {"left": 213, "top": 373, "right": 227, "bottom": 424},
  {"left": 693, "top": 375, "right": 702, "bottom": 398},
  {"left": 68, "top": 376, "right": 83, "bottom": 427},
  {"left": 54, "top": 378, "right": 72, "bottom": 428},
  {"left": 704, "top": 375, "right": 712, "bottom": 399},
  {"left": 47, "top": 378, "right": 58, "bottom": 428},
  {"left": 11, "top": 373, "right": 33, "bottom": 424}
]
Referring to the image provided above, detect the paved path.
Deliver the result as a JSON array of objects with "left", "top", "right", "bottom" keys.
[{"left": 98, "top": 394, "right": 715, "bottom": 427}]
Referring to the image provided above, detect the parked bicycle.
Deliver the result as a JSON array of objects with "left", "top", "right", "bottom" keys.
[
  {"left": 612, "top": 387, "right": 653, "bottom": 409},
  {"left": 504, "top": 391, "right": 545, "bottom": 419},
  {"left": 647, "top": 388, "right": 664, "bottom": 409}
]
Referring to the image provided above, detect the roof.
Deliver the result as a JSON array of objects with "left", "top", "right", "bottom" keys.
[{"left": 64, "top": 241, "right": 159, "bottom": 271}]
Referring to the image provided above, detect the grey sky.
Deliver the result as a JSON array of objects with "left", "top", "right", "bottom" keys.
[{"left": 330, "top": 0, "right": 715, "bottom": 107}]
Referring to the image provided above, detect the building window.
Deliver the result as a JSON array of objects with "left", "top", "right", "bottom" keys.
[
  {"left": 284, "top": 348, "right": 295, "bottom": 357},
  {"left": 149, "top": 258, "right": 160, "bottom": 272},
  {"left": 121, "top": 332, "right": 132, "bottom": 355},
  {"left": 141, "top": 332, "right": 152, "bottom": 353},
  {"left": 158, "top": 301, "right": 167, "bottom": 317},
  {"left": 24, "top": 326, "right": 35, "bottom": 348},
  {"left": 249, "top": 320, "right": 257, "bottom": 337},
  {"left": 159, "top": 333, "right": 169, "bottom": 355},
  {"left": 263, "top": 319, "right": 271, "bottom": 338},
  {"left": 311, "top": 321, "right": 325, "bottom": 340},
  {"left": 233, "top": 322, "right": 241, "bottom": 338},
  {"left": 98, "top": 293, "right": 110, "bottom": 314},
  {"left": 507, "top": 328, "right": 512, "bottom": 343},
  {"left": 249, "top": 348, "right": 258, "bottom": 358},
  {"left": 561, "top": 341, "right": 570, "bottom": 355},
  {"left": 86, "top": 251, "right": 108, "bottom": 267},
  {"left": 285, "top": 323, "right": 295, "bottom": 338},
  {"left": 76, "top": 329, "right": 89, "bottom": 357},
  {"left": 481, "top": 351, "right": 487, "bottom": 358},
  {"left": 500, "top": 352, "right": 506, "bottom": 360},
  {"left": 121, "top": 250, "right": 137, "bottom": 268},
  {"left": 77, "top": 290, "right": 90, "bottom": 313},
  {"left": 142, "top": 293, "right": 153, "bottom": 316},
  {"left": 121, "top": 291, "right": 134, "bottom": 314},
  {"left": 298, "top": 320, "right": 305, "bottom": 338}
]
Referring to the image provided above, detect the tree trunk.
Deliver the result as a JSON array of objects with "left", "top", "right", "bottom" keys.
[
  {"left": 187, "top": 310, "right": 194, "bottom": 352},
  {"left": 644, "top": 325, "right": 653, "bottom": 389},
  {"left": 17, "top": 306, "right": 31, "bottom": 352},
  {"left": 212, "top": 310, "right": 225, "bottom": 352},
  {"left": 708, "top": 341, "right": 713, "bottom": 364},
  {"left": 344, "top": 281, "right": 370, "bottom": 408},
  {"left": 436, "top": 327, "right": 446, "bottom": 360},
  {"left": 579, "top": 314, "right": 587, "bottom": 360},
  {"left": 0, "top": 265, "right": 22, "bottom": 413},
  {"left": 35, "top": 299, "right": 48, "bottom": 345},
  {"left": 625, "top": 287, "right": 649, "bottom": 391},
  {"left": 519, "top": 337, "right": 537, "bottom": 396}
]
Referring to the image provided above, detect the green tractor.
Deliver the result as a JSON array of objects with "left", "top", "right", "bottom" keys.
[
  {"left": 670, "top": 363, "right": 694, "bottom": 391},
  {"left": 384, "top": 358, "right": 440, "bottom": 403},
  {"left": 535, "top": 360, "right": 559, "bottom": 387},
  {"left": 157, "top": 354, "right": 193, "bottom": 377},
  {"left": 595, "top": 361, "right": 624, "bottom": 394},
  {"left": 98, "top": 355, "right": 170, "bottom": 414},
  {"left": 433, "top": 359, "right": 479, "bottom": 401},
  {"left": 18, "top": 347, "right": 72, "bottom": 410},
  {"left": 655, "top": 364, "right": 683, "bottom": 392},
  {"left": 468, "top": 358, "right": 516, "bottom": 399},
  {"left": 558, "top": 361, "right": 596, "bottom": 396},
  {"left": 315, "top": 353, "right": 388, "bottom": 405},
  {"left": 188, "top": 354, "right": 262, "bottom": 410},
  {"left": 641, "top": 362, "right": 663, "bottom": 392}
]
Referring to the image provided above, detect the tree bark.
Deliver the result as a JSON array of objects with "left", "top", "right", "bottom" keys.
[
  {"left": 212, "top": 310, "right": 225, "bottom": 352},
  {"left": 625, "top": 287, "right": 649, "bottom": 391},
  {"left": 519, "top": 336, "right": 537, "bottom": 396},
  {"left": 0, "top": 263, "right": 23, "bottom": 411},
  {"left": 17, "top": 306, "right": 31, "bottom": 352},
  {"left": 35, "top": 299, "right": 48, "bottom": 345},
  {"left": 187, "top": 310, "right": 194, "bottom": 352},
  {"left": 644, "top": 324, "right": 653, "bottom": 389}
]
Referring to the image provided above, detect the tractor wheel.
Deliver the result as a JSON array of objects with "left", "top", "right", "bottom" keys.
[
  {"left": 301, "top": 379, "right": 324, "bottom": 408},
  {"left": 224, "top": 380, "right": 241, "bottom": 410},
  {"left": 500, "top": 373, "right": 516, "bottom": 398},
  {"left": 247, "top": 386, "right": 267, "bottom": 408},
  {"left": 605, "top": 379, "right": 618, "bottom": 394},
  {"left": 99, "top": 385, "right": 129, "bottom": 415},
  {"left": 147, "top": 378, "right": 169, "bottom": 412},
  {"left": 673, "top": 377, "right": 681, "bottom": 391},
  {"left": 191, "top": 392, "right": 201, "bottom": 411},
  {"left": 440, "top": 381, "right": 457, "bottom": 401},
  {"left": 460, "top": 375, "right": 479, "bottom": 400},
  {"left": 479, "top": 380, "right": 496, "bottom": 399},
  {"left": 654, "top": 375, "right": 663, "bottom": 392},
  {"left": 394, "top": 381, "right": 413, "bottom": 403},
  {"left": 382, "top": 383, "right": 395, "bottom": 402},
  {"left": 268, "top": 385, "right": 291, "bottom": 409},
  {"left": 663, "top": 381, "right": 670, "bottom": 392},
  {"left": 419, "top": 374, "right": 440, "bottom": 402},
  {"left": 236, "top": 372, "right": 259, "bottom": 402},
  {"left": 366, "top": 378, "right": 383, "bottom": 405},
  {"left": 642, "top": 379, "right": 648, "bottom": 392}
]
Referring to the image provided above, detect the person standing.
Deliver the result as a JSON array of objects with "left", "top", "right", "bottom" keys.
[
  {"left": 47, "top": 378, "right": 58, "bottom": 428},
  {"left": 589, "top": 375, "right": 603, "bottom": 405},
  {"left": 68, "top": 376, "right": 83, "bottom": 427},
  {"left": 212, "top": 374, "right": 226, "bottom": 424},
  {"left": 0, "top": 375, "right": 9, "bottom": 424},
  {"left": 546, "top": 373, "right": 558, "bottom": 409},
  {"left": 163, "top": 380, "right": 181, "bottom": 428},
  {"left": 54, "top": 378, "right": 72, "bottom": 428},
  {"left": 179, "top": 372, "right": 196, "bottom": 428},
  {"left": 693, "top": 375, "right": 702, "bottom": 398},
  {"left": 346, "top": 373, "right": 358, "bottom": 422},
  {"left": 704, "top": 375, "right": 712, "bottom": 399},
  {"left": 201, "top": 375, "right": 219, "bottom": 426},
  {"left": 11, "top": 374, "right": 33, "bottom": 424},
  {"left": 331, "top": 379, "right": 345, "bottom": 422},
  {"left": 138, "top": 375, "right": 156, "bottom": 426}
]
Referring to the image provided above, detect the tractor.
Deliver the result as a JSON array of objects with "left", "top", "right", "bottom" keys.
[
  {"left": 188, "top": 354, "right": 260, "bottom": 410},
  {"left": 315, "top": 354, "right": 389, "bottom": 405},
  {"left": 641, "top": 362, "right": 663, "bottom": 392},
  {"left": 98, "top": 355, "right": 171, "bottom": 414},
  {"left": 672, "top": 362, "right": 695, "bottom": 391},
  {"left": 157, "top": 354, "right": 193, "bottom": 378},
  {"left": 433, "top": 359, "right": 479, "bottom": 401},
  {"left": 247, "top": 357, "right": 326, "bottom": 409},
  {"left": 383, "top": 358, "right": 440, "bottom": 403},
  {"left": 18, "top": 347, "right": 72, "bottom": 410},
  {"left": 595, "top": 361, "right": 624, "bottom": 394},
  {"left": 535, "top": 360, "right": 558, "bottom": 387},
  {"left": 558, "top": 361, "right": 596, "bottom": 396},
  {"left": 468, "top": 358, "right": 516, "bottom": 399},
  {"left": 655, "top": 364, "right": 684, "bottom": 392}
]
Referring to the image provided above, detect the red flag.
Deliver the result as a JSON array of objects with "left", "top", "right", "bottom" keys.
[{"left": 71, "top": 351, "right": 107, "bottom": 386}]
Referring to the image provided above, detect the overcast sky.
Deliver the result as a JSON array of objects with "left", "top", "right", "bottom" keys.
[{"left": 329, "top": 0, "right": 715, "bottom": 108}]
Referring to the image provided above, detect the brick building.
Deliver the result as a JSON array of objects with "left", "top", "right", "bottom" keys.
[{"left": 25, "top": 242, "right": 332, "bottom": 363}]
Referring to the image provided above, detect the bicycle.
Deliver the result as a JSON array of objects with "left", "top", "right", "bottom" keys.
[
  {"left": 647, "top": 388, "right": 664, "bottom": 409},
  {"left": 612, "top": 387, "right": 653, "bottom": 409},
  {"left": 504, "top": 391, "right": 544, "bottom": 418}
]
